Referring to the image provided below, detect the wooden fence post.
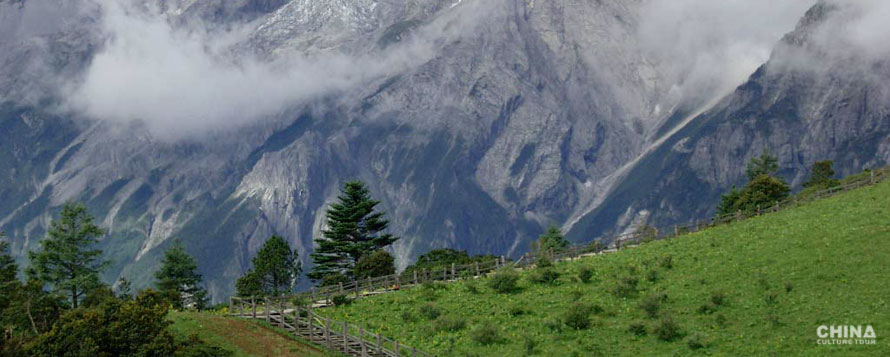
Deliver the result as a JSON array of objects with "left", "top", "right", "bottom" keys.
[
  {"left": 265, "top": 297, "right": 270, "bottom": 323},
  {"left": 413, "top": 270, "right": 418, "bottom": 285},
  {"left": 443, "top": 267, "right": 447, "bottom": 281},
  {"left": 294, "top": 306, "right": 299, "bottom": 333},
  {"left": 774, "top": 200, "right": 779, "bottom": 212},
  {"left": 279, "top": 298, "right": 285, "bottom": 328},
  {"left": 673, "top": 225, "right": 678, "bottom": 237},
  {"left": 325, "top": 317, "right": 332, "bottom": 349},
  {"left": 342, "top": 321, "right": 348, "bottom": 353},
  {"left": 501, "top": 256, "right": 506, "bottom": 266},
  {"left": 308, "top": 309, "right": 314, "bottom": 341},
  {"left": 360, "top": 326, "right": 367, "bottom": 357},
  {"left": 251, "top": 298, "right": 257, "bottom": 319},
  {"left": 376, "top": 333, "right": 382, "bottom": 353},
  {"left": 339, "top": 282, "right": 344, "bottom": 294},
  {"left": 736, "top": 209, "right": 742, "bottom": 222},
  {"left": 474, "top": 262, "right": 479, "bottom": 276},
  {"left": 394, "top": 340, "right": 400, "bottom": 356},
  {"left": 451, "top": 263, "right": 456, "bottom": 279}
]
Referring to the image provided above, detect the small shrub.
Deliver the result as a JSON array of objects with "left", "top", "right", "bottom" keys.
[
  {"left": 434, "top": 316, "right": 466, "bottom": 332},
  {"left": 628, "top": 321, "right": 647, "bottom": 336},
  {"left": 564, "top": 305, "right": 592, "bottom": 330},
  {"left": 639, "top": 292, "right": 667, "bottom": 318},
  {"left": 570, "top": 289, "right": 584, "bottom": 301},
  {"left": 523, "top": 335, "right": 537, "bottom": 355},
  {"left": 528, "top": 268, "right": 560, "bottom": 285},
  {"left": 646, "top": 269, "right": 659, "bottom": 283},
  {"left": 578, "top": 266, "right": 594, "bottom": 283},
  {"left": 710, "top": 291, "right": 726, "bottom": 306},
  {"left": 400, "top": 310, "right": 416, "bottom": 322},
  {"left": 784, "top": 281, "right": 793, "bottom": 293},
  {"left": 508, "top": 305, "right": 527, "bottom": 317},
  {"left": 613, "top": 274, "right": 639, "bottom": 298},
  {"left": 766, "top": 313, "right": 781, "bottom": 327},
  {"left": 487, "top": 269, "right": 520, "bottom": 294},
  {"left": 697, "top": 303, "right": 716, "bottom": 315},
  {"left": 331, "top": 294, "right": 352, "bottom": 306},
  {"left": 418, "top": 303, "right": 441, "bottom": 320},
  {"left": 653, "top": 317, "right": 682, "bottom": 341},
  {"left": 536, "top": 256, "right": 553, "bottom": 268},
  {"left": 687, "top": 333, "right": 707, "bottom": 350},
  {"left": 471, "top": 322, "right": 502, "bottom": 345},
  {"left": 715, "top": 314, "right": 728, "bottom": 327},
  {"left": 659, "top": 255, "right": 673, "bottom": 269},
  {"left": 544, "top": 318, "right": 563, "bottom": 332},
  {"left": 764, "top": 292, "right": 778, "bottom": 306},
  {"left": 465, "top": 280, "right": 479, "bottom": 294}
]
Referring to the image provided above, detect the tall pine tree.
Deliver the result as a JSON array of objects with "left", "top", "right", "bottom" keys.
[
  {"left": 309, "top": 181, "right": 398, "bottom": 283},
  {"left": 1, "top": 233, "right": 19, "bottom": 310},
  {"left": 155, "top": 241, "right": 207, "bottom": 309},
  {"left": 28, "top": 202, "right": 107, "bottom": 308}
]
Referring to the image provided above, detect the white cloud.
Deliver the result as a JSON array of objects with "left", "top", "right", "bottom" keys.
[
  {"left": 637, "top": 0, "right": 816, "bottom": 105},
  {"left": 66, "top": 1, "right": 495, "bottom": 139}
]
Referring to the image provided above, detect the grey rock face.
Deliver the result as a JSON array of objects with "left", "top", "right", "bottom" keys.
[{"left": 1, "top": 0, "right": 885, "bottom": 301}]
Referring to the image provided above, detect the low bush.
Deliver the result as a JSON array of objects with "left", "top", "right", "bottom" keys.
[
  {"left": 418, "top": 303, "right": 441, "bottom": 320},
  {"left": 687, "top": 332, "right": 707, "bottom": 350},
  {"left": 639, "top": 292, "right": 667, "bottom": 318},
  {"left": 646, "top": 269, "right": 659, "bottom": 282},
  {"left": 434, "top": 315, "right": 466, "bottom": 332},
  {"left": 331, "top": 294, "right": 352, "bottom": 306},
  {"left": 628, "top": 321, "right": 647, "bottom": 336},
  {"left": 578, "top": 266, "right": 594, "bottom": 283},
  {"left": 536, "top": 256, "right": 553, "bottom": 268},
  {"left": 487, "top": 269, "right": 520, "bottom": 294},
  {"left": 613, "top": 274, "right": 639, "bottom": 298},
  {"left": 528, "top": 268, "right": 560, "bottom": 285},
  {"left": 564, "top": 304, "right": 592, "bottom": 330},
  {"left": 659, "top": 255, "right": 673, "bottom": 269},
  {"left": 471, "top": 322, "right": 503, "bottom": 345},
  {"left": 653, "top": 317, "right": 682, "bottom": 341}
]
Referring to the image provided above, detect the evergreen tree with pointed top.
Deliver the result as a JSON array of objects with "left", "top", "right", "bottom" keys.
[
  {"left": 28, "top": 202, "right": 108, "bottom": 308},
  {"left": 745, "top": 149, "right": 779, "bottom": 180},
  {"left": 308, "top": 181, "right": 398, "bottom": 283},
  {"left": 1, "top": 232, "right": 19, "bottom": 310},
  {"left": 238, "top": 235, "right": 301, "bottom": 296},
  {"left": 154, "top": 241, "right": 207, "bottom": 309}
]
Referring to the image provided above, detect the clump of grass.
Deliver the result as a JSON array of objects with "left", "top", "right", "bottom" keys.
[
  {"left": 646, "top": 269, "right": 659, "bottom": 282},
  {"left": 653, "top": 317, "right": 682, "bottom": 341},
  {"left": 487, "top": 269, "right": 520, "bottom": 294},
  {"left": 563, "top": 303, "right": 598, "bottom": 330},
  {"left": 523, "top": 335, "right": 537, "bottom": 355},
  {"left": 471, "top": 322, "right": 503, "bottom": 345},
  {"left": 528, "top": 268, "right": 560, "bottom": 285},
  {"left": 434, "top": 315, "right": 466, "bottom": 332},
  {"left": 613, "top": 274, "right": 639, "bottom": 298},
  {"left": 639, "top": 292, "right": 667, "bottom": 318},
  {"left": 687, "top": 332, "right": 707, "bottom": 350},
  {"left": 508, "top": 304, "right": 527, "bottom": 317},
  {"left": 544, "top": 317, "right": 563, "bottom": 332},
  {"left": 331, "top": 294, "right": 352, "bottom": 306},
  {"left": 418, "top": 303, "right": 441, "bottom": 320},
  {"left": 784, "top": 281, "right": 793, "bottom": 293},
  {"left": 628, "top": 321, "right": 647, "bottom": 336},
  {"left": 710, "top": 290, "right": 726, "bottom": 306},
  {"left": 578, "top": 266, "right": 594, "bottom": 283},
  {"left": 763, "top": 292, "right": 778, "bottom": 306},
  {"left": 659, "top": 255, "right": 673, "bottom": 269}
]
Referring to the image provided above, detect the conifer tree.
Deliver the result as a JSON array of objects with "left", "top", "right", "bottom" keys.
[
  {"left": 155, "top": 241, "right": 207, "bottom": 309},
  {"left": 253, "top": 235, "right": 301, "bottom": 296},
  {"left": 531, "top": 225, "right": 569, "bottom": 254},
  {"left": 1, "top": 233, "right": 19, "bottom": 309},
  {"left": 745, "top": 149, "right": 779, "bottom": 180},
  {"left": 309, "top": 181, "right": 398, "bottom": 283},
  {"left": 805, "top": 160, "right": 839, "bottom": 188},
  {"left": 28, "top": 202, "right": 107, "bottom": 308}
]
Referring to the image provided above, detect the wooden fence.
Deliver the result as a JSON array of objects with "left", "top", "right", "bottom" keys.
[
  {"left": 230, "top": 295, "right": 433, "bottom": 357},
  {"left": 229, "top": 167, "right": 887, "bottom": 356}
]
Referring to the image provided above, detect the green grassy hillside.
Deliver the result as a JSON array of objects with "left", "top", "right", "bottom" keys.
[
  {"left": 169, "top": 311, "right": 329, "bottom": 357},
  {"left": 319, "top": 180, "right": 890, "bottom": 356}
]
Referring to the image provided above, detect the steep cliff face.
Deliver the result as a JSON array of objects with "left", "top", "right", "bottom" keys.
[{"left": 1, "top": 0, "right": 884, "bottom": 301}]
